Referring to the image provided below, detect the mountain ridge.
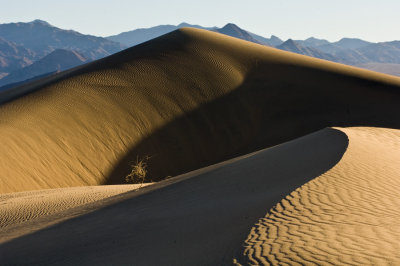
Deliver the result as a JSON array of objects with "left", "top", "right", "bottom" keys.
[
  {"left": 1, "top": 20, "right": 400, "bottom": 91},
  {"left": 0, "top": 49, "right": 88, "bottom": 88},
  {"left": 106, "top": 22, "right": 283, "bottom": 47},
  {"left": 0, "top": 20, "right": 125, "bottom": 60}
]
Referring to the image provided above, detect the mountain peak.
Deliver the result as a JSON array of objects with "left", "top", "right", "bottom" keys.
[
  {"left": 217, "top": 23, "right": 260, "bottom": 44},
  {"left": 178, "top": 22, "right": 192, "bottom": 27},
  {"left": 299, "top": 37, "right": 330, "bottom": 47},
  {"left": 29, "top": 19, "right": 51, "bottom": 26},
  {"left": 277, "top": 39, "right": 302, "bottom": 51},
  {"left": 221, "top": 23, "right": 240, "bottom": 30},
  {"left": 0, "top": 20, "right": 124, "bottom": 60},
  {"left": 46, "top": 49, "right": 87, "bottom": 62},
  {"left": 338, "top": 37, "right": 359, "bottom": 41},
  {"left": 270, "top": 35, "right": 281, "bottom": 40},
  {"left": 283, "top": 39, "right": 296, "bottom": 45},
  {"left": 334, "top": 37, "right": 371, "bottom": 49}
]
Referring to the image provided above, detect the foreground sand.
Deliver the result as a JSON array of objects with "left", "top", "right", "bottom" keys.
[
  {"left": 0, "top": 184, "right": 151, "bottom": 228},
  {"left": 1, "top": 127, "right": 399, "bottom": 264},
  {"left": 243, "top": 127, "right": 400, "bottom": 264},
  {"left": 0, "top": 128, "right": 347, "bottom": 264}
]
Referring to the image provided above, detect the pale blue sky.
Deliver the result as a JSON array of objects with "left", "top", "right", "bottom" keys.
[{"left": 0, "top": 0, "right": 398, "bottom": 42}]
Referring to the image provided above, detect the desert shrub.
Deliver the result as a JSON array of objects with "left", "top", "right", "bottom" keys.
[{"left": 125, "top": 156, "right": 150, "bottom": 184}]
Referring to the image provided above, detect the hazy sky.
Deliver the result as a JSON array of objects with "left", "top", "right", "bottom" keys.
[{"left": 0, "top": 0, "right": 399, "bottom": 42}]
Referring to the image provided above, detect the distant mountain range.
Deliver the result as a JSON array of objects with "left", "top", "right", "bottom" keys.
[
  {"left": 107, "top": 23, "right": 400, "bottom": 71},
  {"left": 107, "top": 22, "right": 283, "bottom": 47},
  {"left": 276, "top": 39, "right": 336, "bottom": 61},
  {"left": 0, "top": 20, "right": 125, "bottom": 89},
  {"left": 0, "top": 49, "right": 88, "bottom": 89},
  {"left": 0, "top": 20, "right": 399, "bottom": 91},
  {"left": 0, "top": 20, "right": 125, "bottom": 60},
  {"left": 0, "top": 37, "right": 34, "bottom": 74}
]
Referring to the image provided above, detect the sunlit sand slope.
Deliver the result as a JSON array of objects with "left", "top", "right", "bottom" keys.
[
  {"left": 1, "top": 28, "right": 400, "bottom": 193},
  {"left": 243, "top": 127, "right": 400, "bottom": 265},
  {"left": 0, "top": 128, "right": 347, "bottom": 265},
  {"left": 0, "top": 184, "right": 151, "bottom": 228}
]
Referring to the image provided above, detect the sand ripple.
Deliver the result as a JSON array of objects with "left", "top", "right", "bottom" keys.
[
  {"left": 0, "top": 184, "right": 150, "bottom": 228},
  {"left": 243, "top": 127, "right": 400, "bottom": 265}
]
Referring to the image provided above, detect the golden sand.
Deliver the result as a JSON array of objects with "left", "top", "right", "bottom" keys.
[
  {"left": 1, "top": 28, "right": 400, "bottom": 193},
  {"left": 0, "top": 184, "right": 151, "bottom": 228},
  {"left": 1, "top": 28, "right": 400, "bottom": 264},
  {"left": 244, "top": 127, "right": 400, "bottom": 264}
]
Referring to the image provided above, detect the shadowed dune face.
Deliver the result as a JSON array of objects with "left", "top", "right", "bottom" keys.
[
  {"left": 107, "top": 62, "right": 400, "bottom": 185},
  {"left": 242, "top": 127, "right": 400, "bottom": 264},
  {"left": 0, "top": 128, "right": 348, "bottom": 265},
  {"left": 1, "top": 28, "right": 400, "bottom": 193}
]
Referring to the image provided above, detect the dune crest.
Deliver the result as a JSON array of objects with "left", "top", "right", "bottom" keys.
[
  {"left": 1, "top": 28, "right": 400, "bottom": 193},
  {"left": 243, "top": 127, "right": 400, "bottom": 264},
  {"left": 0, "top": 128, "right": 348, "bottom": 264}
]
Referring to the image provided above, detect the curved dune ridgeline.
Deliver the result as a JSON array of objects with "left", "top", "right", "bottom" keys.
[
  {"left": 0, "top": 128, "right": 349, "bottom": 265},
  {"left": 242, "top": 127, "right": 400, "bottom": 265},
  {"left": 1, "top": 28, "right": 400, "bottom": 193},
  {"left": 1, "top": 27, "right": 400, "bottom": 265}
]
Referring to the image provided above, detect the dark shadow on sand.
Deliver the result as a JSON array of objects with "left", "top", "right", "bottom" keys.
[
  {"left": 1, "top": 33, "right": 400, "bottom": 264},
  {"left": 104, "top": 63, "right": 400, "bottom": 185},
  {"left": 0, "top": 128, "right": 348, "bottom": 265}
]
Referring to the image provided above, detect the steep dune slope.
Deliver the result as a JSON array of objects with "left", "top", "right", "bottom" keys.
[
  {"left": 0, "top": 128, "right": 348, "bottom": 265},
  {"left": 1, "top": 28, "right": 400, "bottom": 193}
]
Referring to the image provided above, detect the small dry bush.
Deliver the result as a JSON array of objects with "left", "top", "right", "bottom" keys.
[{"left": 125, "top": 156, "right": 150, "bottom": 184}]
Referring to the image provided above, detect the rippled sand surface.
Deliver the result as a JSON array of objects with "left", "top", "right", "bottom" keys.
[
  {"left": 244, "top": 127, "right": 400, "bottom": 265},
  {"left": 0, "top": 184, "right": 151, "bottom": 228}
]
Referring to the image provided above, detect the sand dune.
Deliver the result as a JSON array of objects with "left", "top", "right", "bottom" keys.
[
  {"left": 0, "top": 128, "right": 348, "bottom": 265},
  {"left": 1, "top": 28, "right": 400, "bottom": 193},
  {"left": 0, "top": 184, "right": 150, "bottom": 228},
  {"left": 243, "top": 127, "right": 400, "bottom": 264},
  {"left": 1, "top": 28, "right": 400, "bottom": 265},
  {"left": 2, "top": 127, "right": 398, "bottom": 265}
]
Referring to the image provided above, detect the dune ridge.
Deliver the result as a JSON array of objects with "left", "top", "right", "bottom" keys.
[
  {"left": 0, "top": 27, "right": 400, "bottom": 265},
  {"left": 0, "top": 128, "right": 348, "bottom": 265},
  {"left": 243, "top": 127, "right": 400, "bottom": 264},
  {"left": 1, "top": 28, "right": 400, "bottom": 193}
]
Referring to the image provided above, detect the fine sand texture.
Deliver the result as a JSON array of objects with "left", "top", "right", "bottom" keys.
[
  {"left": 0, "top": 128, "right": 348, "bottom": 265},
  {"left": 2, "top": 127, "right": 398, "bottom": 265},
  {"left": 1, "top": 28, "right": 400, "bottom": 193},
  {"left": 1, "top": 28, "right": 400, "bottom": 265},
  {"left": 0, "top": 184, "right": 151, "bottom": 229},
  {"left": 243, "top": 127, "right": 400, "bottom": 265}
]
